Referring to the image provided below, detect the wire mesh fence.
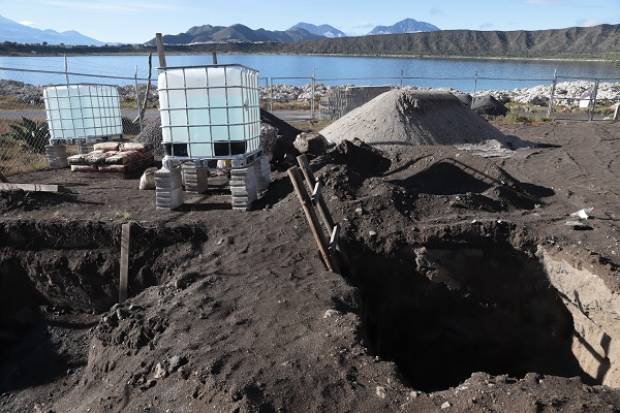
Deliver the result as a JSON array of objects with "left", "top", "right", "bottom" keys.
[{"left": 1, "top": 63, "right": 619, "bottom": 177}]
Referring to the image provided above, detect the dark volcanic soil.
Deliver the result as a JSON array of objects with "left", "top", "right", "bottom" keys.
[{"left": 1, "top": 120, "right": 620, "bottom": 412}]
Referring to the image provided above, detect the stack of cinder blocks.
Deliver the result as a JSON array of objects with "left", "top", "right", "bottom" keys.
[
  {"left": 230, "top": 159, "right": 258, "bottom": 211},
  {"left": 182, "top": 161, "right": 209, "bottom": 193},
  {"left": 155, "top": 166, "right": 184, "bottom": 210},
  {"left": 45, "top": 143, "right": 68, "bottom": 169},
  {"left": 77, "top": 139, "right": 95, "bottom": 155}
]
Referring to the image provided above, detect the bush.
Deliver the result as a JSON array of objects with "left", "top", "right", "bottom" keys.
[{"left": 8, "top": 117, "right": 49, "bottom": 153}]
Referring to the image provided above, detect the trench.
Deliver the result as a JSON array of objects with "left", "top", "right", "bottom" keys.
[
  {"left": 344, "top": 233, "right": 619, "bottom": 392},
  {"left": 0, "top": 220, "right": 207, "bottom": 392}
]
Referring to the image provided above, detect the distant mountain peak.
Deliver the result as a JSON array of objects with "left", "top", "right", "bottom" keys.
[
  {"left": 369, "top": 18, "right": 440, "bottom": 35},
  {"left": 290, "top": 22, "right": 346, "bottom": 38},
  {"left": 0, "top": 14, "right": 103, "bottom": 45}
]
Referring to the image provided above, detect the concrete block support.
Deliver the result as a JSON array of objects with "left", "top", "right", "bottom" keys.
[
  {"left": 155, "top": 166, "right": 184, "bottom": 210},
  {"left": 45, "top": 143, "right": 68, "bottom": 169},
  {"left": 77, "top": 140, "right": 94, "bottom": 154},
  {"left": 230, "top": 162, "right": 258, "bottom": 211},
  {"left": 182, "top": 161, "right": 209, "bottom": 193}
]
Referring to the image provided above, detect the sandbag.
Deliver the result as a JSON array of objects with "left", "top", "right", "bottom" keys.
[
  {"left": 139, "top": 167, "right": 158, "bottom": 190},
  {"left": 120, "top": 142, "right": 147, "bottom": 152},
  {"left": 93, "top": 142, "right": 120, "bottom": 152},
  {"left": 71, "top": 165, "right": 98, "bottom": 172}
]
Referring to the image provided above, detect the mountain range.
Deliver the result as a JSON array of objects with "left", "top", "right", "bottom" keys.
[
  {"left": 151, "top": 18, "right": 440, "bottom": 45},
  {"left": 0, "top": 15, "right": 103, "bottom": 45},
  {"left": 369, "top": 18, "right": 440, "bottom": 35},
  {"left": 152, "top": 24, "right": 322, "bottom": 45},
  {"left": 289, "top": 23, "right": 346, "bottom": 38}
]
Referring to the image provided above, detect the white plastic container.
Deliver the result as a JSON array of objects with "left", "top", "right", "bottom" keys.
[
  {"left": 43, "top": 84, "right": 122, "bottom": 141},
  {"left": 157, "top": 64, "right": 261, "bottom": 159}
]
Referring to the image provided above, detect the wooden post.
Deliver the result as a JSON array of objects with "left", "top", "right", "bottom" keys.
[
  {"left": 212, "top": 51, "right": 218, "bottom": 65},
  {"left": 297, "top": 155, "right": 334, "bottom": 231},
  {"left": 119, "top": 223, "right": 132, "bottom": 303},
  {"left": 288, "top": 167, "right": 337, "bottom": 272},
  {"left": 155, "top": 33, "right": 167, "bottom": 68},
  {"left": 0, "top": 183, "right": 58, "bottom": 192},
  {"left": 134, "top": 66, "right": 143, "bottom": 132},
  {"left": 614, "top": 103, "right": 620, "bottom": 122}
]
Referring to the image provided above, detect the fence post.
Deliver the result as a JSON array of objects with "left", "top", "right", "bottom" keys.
[
  {"left": 614, "top": 102, "right": 620, "bottom": 122},
  {"left": 473, "top": 71, "right": 479, "bottom": 94},
  {"left": 311, "top": 69, "right": 316, "bottom": 121},
  {"left": 400, "top": 69, "right": 404, "bottom": 88},
  {"left": 547, "top": 69, "right": 558, "bottom": 119},
  {"left": 589, "top": 79, "right": 600, "bottom": 122},
  {"left": 269, "top": 77, "right": 274, "bottom": 112},
  {"left": 134, "top": 66, "right": 143, "bottom": 132}
]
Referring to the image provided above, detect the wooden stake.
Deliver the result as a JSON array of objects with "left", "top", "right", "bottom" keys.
[
  {"left": 614, "top": 103, "right": 620, "bottom": 122},
  {"left": 296, "top": 155, "right": 335, "bottom": 231},
  {"left": 119, "top": 223, "right": 132, "bottom": 303},
  {"left": 288, "top": 167, "right": 337, "bottom": 273},
  {"left": 155, "top": 33, "right": 167, "bottom": 68},
  {"left": 0, "top": 183, "right": 58, "bottom": 192}
]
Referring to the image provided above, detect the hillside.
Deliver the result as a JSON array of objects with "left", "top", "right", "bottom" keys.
[
  {"left": 151, "top": 24, "right": 321, "bottom": 45},
  {"left": 282, "top": 24, "right": 620, "bottom": 59},
  {"left": 0, "top": 14, "right": 103, "bottom": 46}
]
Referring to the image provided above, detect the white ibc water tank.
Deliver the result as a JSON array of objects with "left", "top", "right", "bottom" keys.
[
  {"left": 43, "top": 84, "right": 122, "bottom": 141},
  {"left": 157, "top": 64, "right": 261, "bottom": 159}
]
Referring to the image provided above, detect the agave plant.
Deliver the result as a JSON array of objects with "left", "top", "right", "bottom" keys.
[{"left": 9, "top": 117, "right": 49, "bottom": 154}]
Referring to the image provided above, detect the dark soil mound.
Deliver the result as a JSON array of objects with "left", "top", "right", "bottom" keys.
[
  {"left": 0, "top": 190, "right": 74, "bottom": 213},
  {"left": 261, "top": 109, "right": 302, "bottom": 164},
  {"left": 321, "top": 139, "right": 391, "bottom": 178},
  {"left": 136, "top": 119, "right": 163, "bottom": 158},
  {"left": 472, "top": 95, "right": 509, "bottom": 117}
]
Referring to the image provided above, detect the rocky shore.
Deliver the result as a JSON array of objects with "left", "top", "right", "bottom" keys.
[{"left": 1, "top": 79, "right": 618, "bottom": 108}]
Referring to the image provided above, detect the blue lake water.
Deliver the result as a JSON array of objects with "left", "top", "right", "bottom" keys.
[{"left": 0, "top": 54, "right": 618, "bottom": 92}]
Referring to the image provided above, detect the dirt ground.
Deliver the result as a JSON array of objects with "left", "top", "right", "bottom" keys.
[{"left": 2, "top": 120, "right": 620, "bottom": 412}]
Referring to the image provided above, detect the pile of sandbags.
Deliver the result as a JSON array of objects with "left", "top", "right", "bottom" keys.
[{"left": 67, "top": 141, "right": 154, "bottom": 173}]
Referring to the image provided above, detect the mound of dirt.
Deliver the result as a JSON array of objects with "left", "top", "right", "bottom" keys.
[
  {"left": 472, "top": 95, "right": 509, "bottom": 117},
  {"left": 320, "top": 90, "right": 508, "bottom": 150}
]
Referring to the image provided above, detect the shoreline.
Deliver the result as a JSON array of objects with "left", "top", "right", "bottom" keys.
[{"left": 0, "top": 51, "right": 616, "bottom": 63}]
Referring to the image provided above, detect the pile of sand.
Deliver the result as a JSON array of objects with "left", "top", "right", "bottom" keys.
[{"left": 320, "top": 90, "right": 511, "bottom": 151}]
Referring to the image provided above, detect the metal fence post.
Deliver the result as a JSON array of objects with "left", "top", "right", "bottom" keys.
[
  {"left": 473, "top": 71, "right": 479, "bottom": 94},
  {"left": 311, "top": 69, "right": 316, "bottom": 121},
  {"left": 400, "top": 69, "right": 404, "bottom": 88},
  {"left": 269, "top": 77, "right": 274, "bottom": 112},
  {"left": 547, "top": 69, "right": 558, "bottom": 119},
  {"left": 614, "top": 102, "right": 620, "bottom": 122},
  {"left": 589, "top": 79, "right": 600, "bottom": 122},
  {"left": 64, "top": 54, "right": 70, "bottom": 86},
  {"left": 134, "top": 66, "right": 143, "bottom": 132}
]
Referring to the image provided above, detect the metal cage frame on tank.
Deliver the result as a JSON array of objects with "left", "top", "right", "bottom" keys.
[
  {"left": 157, "top": 64, "right": 262, "bottom": 166},
  {"left": 43, "top": 83, "right": 123, "bottom": 144},
  {"left": 155, "top": 63, "right": 271, "bottom": 211}
]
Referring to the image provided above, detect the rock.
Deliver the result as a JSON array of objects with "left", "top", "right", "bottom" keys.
[
  {"left": 168, "top": 355, "right": 187, "bottom": 373},
  {"left": 375, "top": 386, "right": 387, "bottom": 399},
  {"left": 260, "top": 124, "right": 278, "bottom": 161},
  {"left": 368, "top": 230, "right": 377, "bottom": 238},
  {"left": 153, "top": 362, "right": 167, "bottom": 379},
  {"left": 323, "top": 309, "right": 341, "bottom": 319},
  {"left": 293, "top": 132, "right": 329, "bottom": 156},
  {"left": 441, "top": 401, "right": 451, "bottom": 409}
]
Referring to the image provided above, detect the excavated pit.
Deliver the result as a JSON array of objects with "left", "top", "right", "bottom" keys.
[
  {"left": 0, "top": 221, "right": 208, "bottom": 392},
  {"left": 345, "top": 233, "right": 618, "bottom": 392}
]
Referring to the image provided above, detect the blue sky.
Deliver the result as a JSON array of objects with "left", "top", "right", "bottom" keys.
[{"left": 2, "top": 0, "right": 620, "bottom": 43}]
